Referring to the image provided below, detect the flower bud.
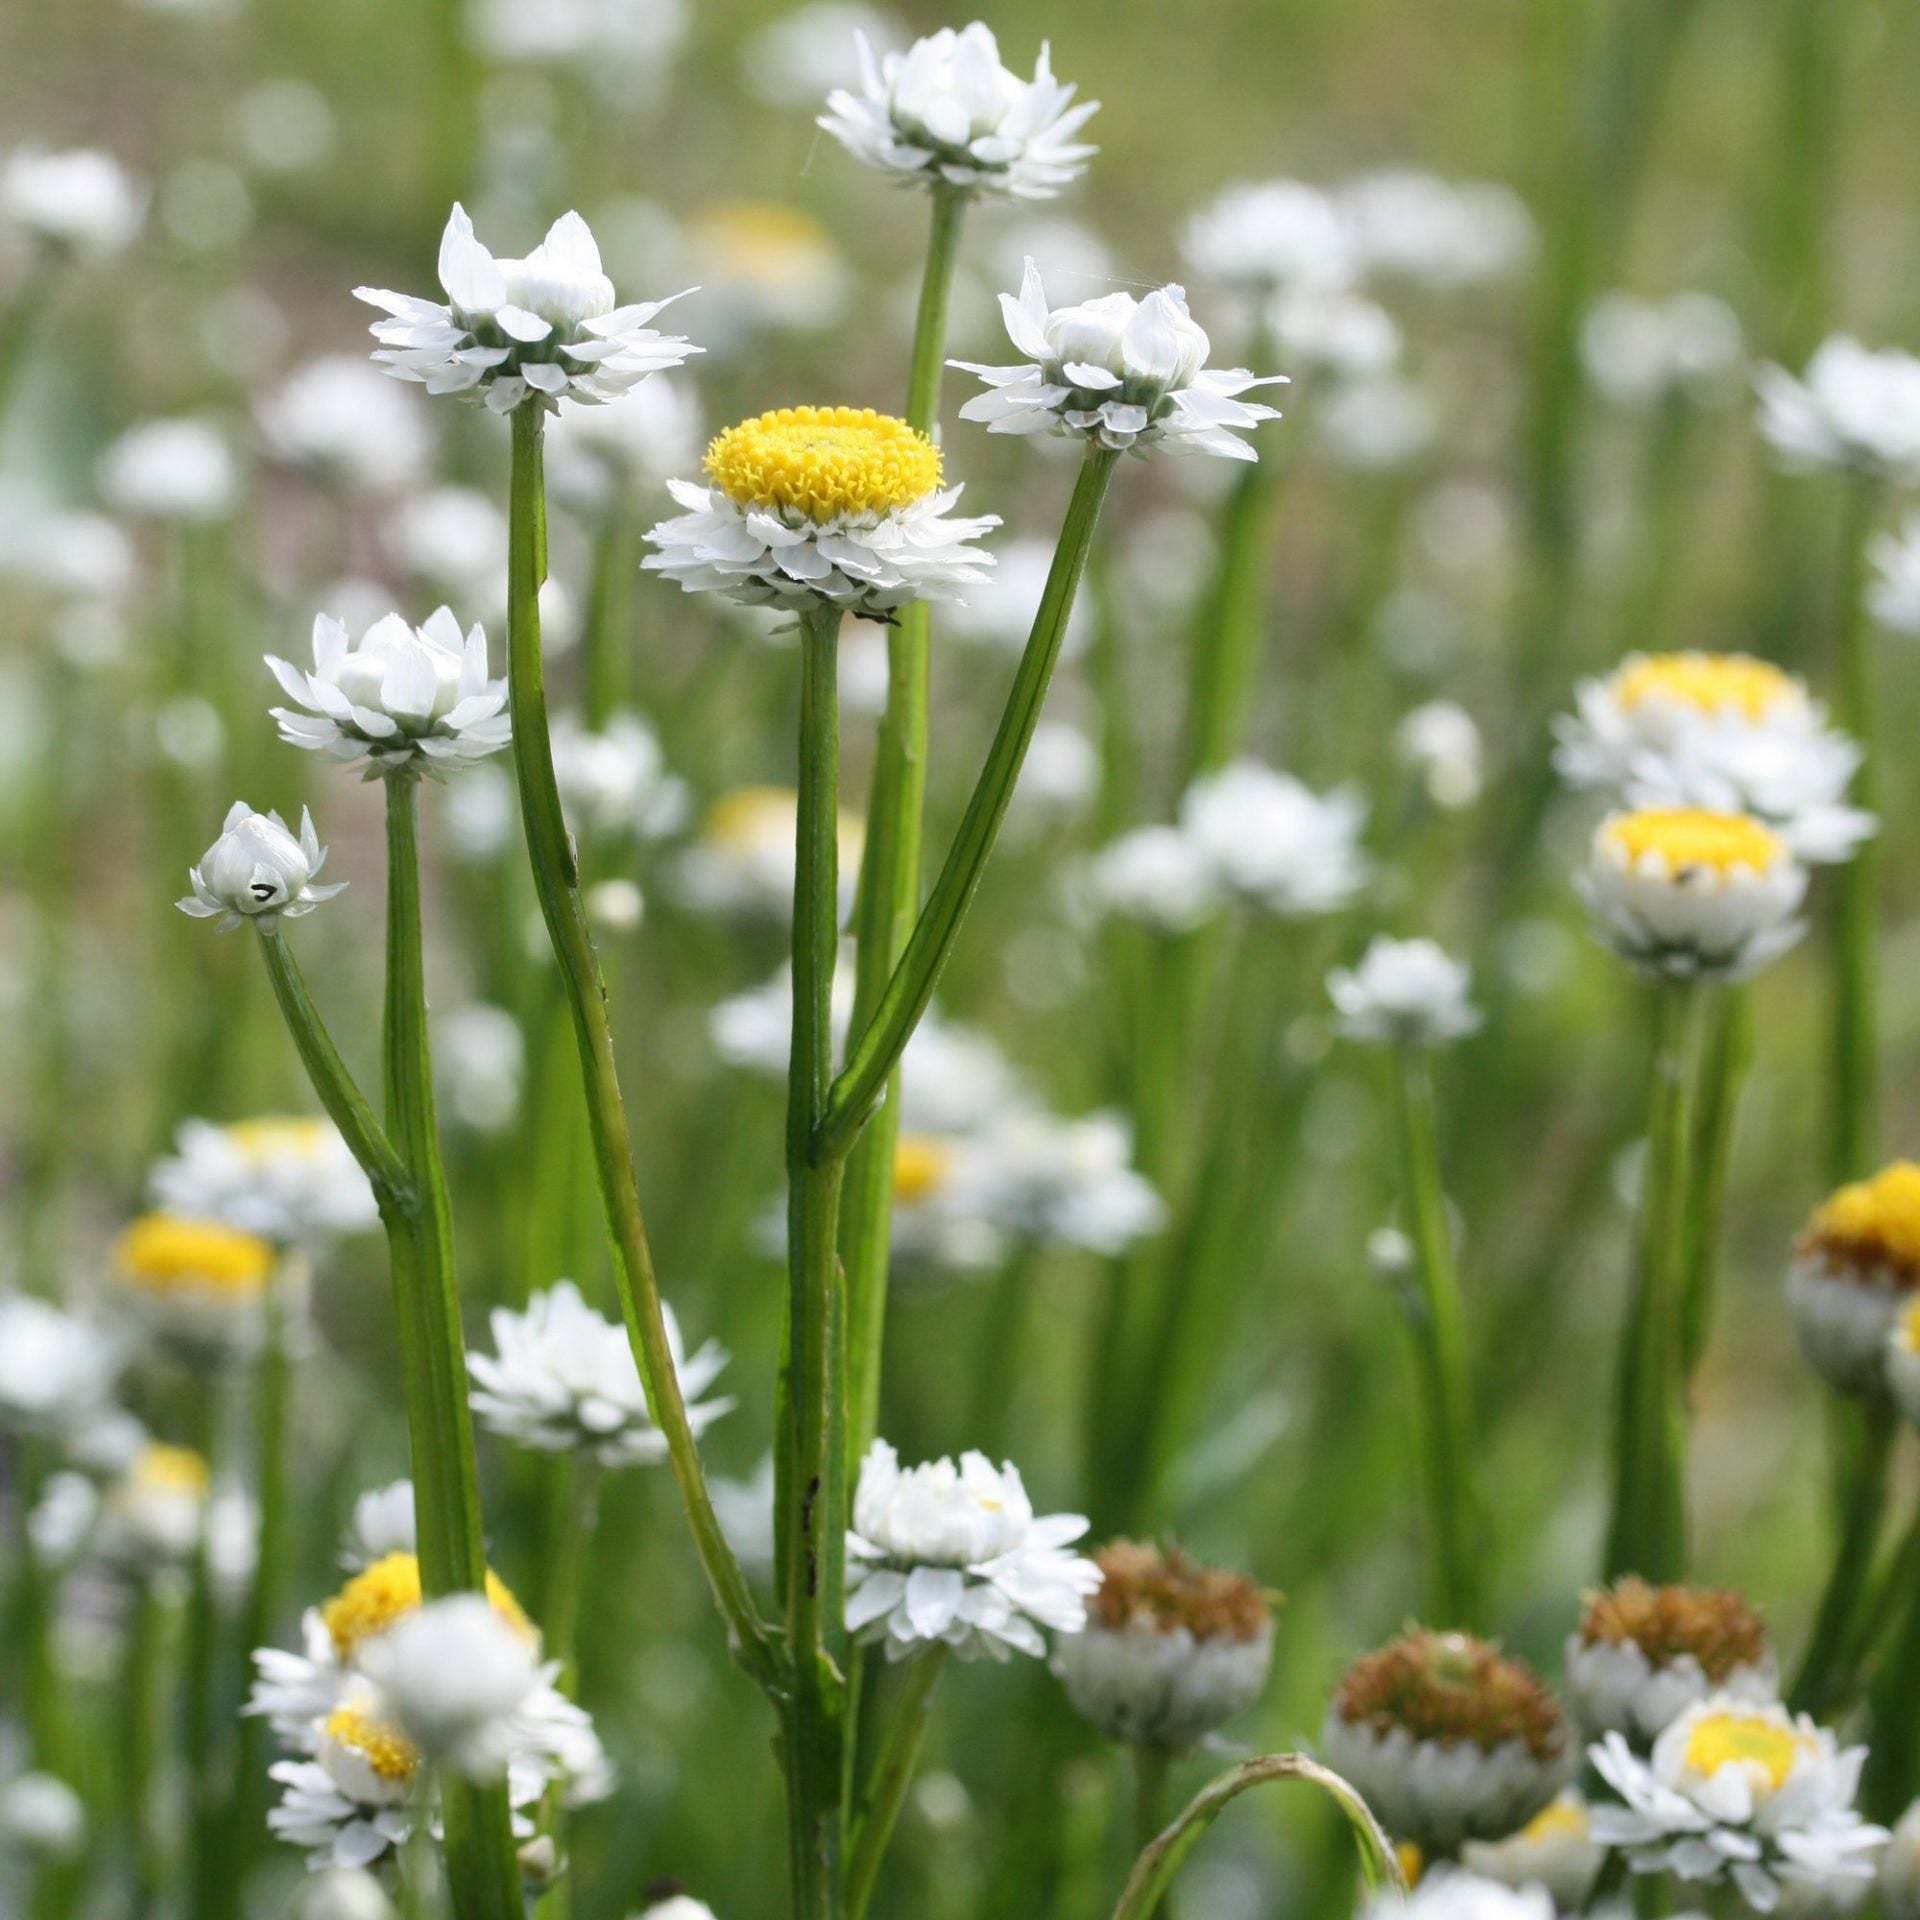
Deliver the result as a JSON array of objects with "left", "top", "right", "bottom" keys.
[{"left": 179, "top": 802, "right": 345, "bottom": 930}]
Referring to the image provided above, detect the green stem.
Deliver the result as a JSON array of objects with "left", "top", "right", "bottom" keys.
[
  {"left": 1134, "top": 1744, "right": 1173, "bottom": 1856},
  {"left": 1389, "top": 1047, "right": 1484, "bottom": 1628},
  {"left": 821, "top": 449, "right": 1120, "bottom": 1159},
  {"left": 582, "top": 513, "right": 641, "bottom": 728},
  {"left": 846, "top": 1649, "right": 946, "bottom": 1920},
  {"left": 504, "top": 405, "right": 780, "bottom": 1694},
  {"left": 124, "top": 1583, "right": 171, "bottom": 1920},
  {"left": 539, "top": 1455, "right": 601, "bottom": 1679},
  {"left": 842, "top": 182, "right": 968, "bottom": 1481},
  {"left": 1680, "top": 989, "right": 1751, "bottom": 1381},
  {"left": 1862, "top": 1480, "right": 1920, "bottom": 1818}
]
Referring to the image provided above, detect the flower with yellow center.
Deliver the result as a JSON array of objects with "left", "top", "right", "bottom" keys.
[
  {"left": 1790, "top": 1162, "right": 1920, "bottom": 1394},
  {"left": 150, "top": 1115, "right": 378, "bottom": 1244},
  {"left": 1463, "top": 1791, "right": 1606, "bottom": 1909},
  {"left": 1614, "top": 653, "right": 1801, "bottom": 722},
  {"left": 319, "top": 1705, "right": 422, "bottom": 1803},
  {"left": 646, "top": 405, "right": 997, "bottom": 615},
  {"left": 683, "top": 201, "right": 847, "bottom": 333},
  {"left": 674, "top": 786, "right": 866, "bottom": 921},
  {"left": 1581, "top": 806, "right": 1806, "bottom": 982},
  {"left": 892, "top": 1134, "right": 956, "bottom": 1207},
  {"left": 1887, "top": 1296, "right": 1920, "bottom": 1426},
  {"left": 99, "top": 1442, "right": 210, "bottom": 1568},
  {"left": 112, "top": 1212, "right": 276, "bottom": 1359},
  {"left": 320, "top": 1552, "right": 534, "bottom": 1661}
]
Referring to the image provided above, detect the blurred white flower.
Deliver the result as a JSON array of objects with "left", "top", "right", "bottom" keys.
[
  {"left": 1084, "top": 825, "right": 1221, "bottom": 932},
  {"left": 1883, "top": 1799, "right": 1920, "bottom": 1920},
  {"left": 1869, "top": 516, "right": 1920, "bottom": 636},
  {"left": 711, "top": 1455, "right": 778, "bottom": 1580},
  {"left": 674, "top": 786, "right": 863, "bottom": 922},
  {"left": 1757, "top": 336, "right": 1920, "bottom": 481},
  {"left": 29, "top": 1471, "right": 101, "bottom": 1565},
  {"left": 468, "top": 1280, "right": 731, "bottom": 1468},
  {"left": 1328, "top": 936, "right": 1480, "bottom": 1047},
  {"left": 845, "top": 1440, "right": 1100, "bottom": 1661},
  {"left": 389, "top": 486, "right": 506, "bottom": 591},
  {"left": 544, "top": 374, "right": 701, "bottom": 514},
  {"left": 258, "top": 356, "right": 432, "bottom": 492},
  {"left": 342, "top": 1481, "right": 417, "bottom": 1571},
  {"left": 150, "top": 1117, "right": 377, "bottom": 1245},
  {"left": 467, "top": 0, "right": 685, "bottom": 80},
  {"left": 1369, "top": 1873, "right": 1555, "bottom": 1920},
  {"left": 268, "top": 608, "right": 510, "bottom": 777},
  {"left": 435, "top": 1003, "right": 526, "bottom": 1136},
  {"left": 96, "top": 1441, "right": 209, "bottom": 1571},
  {"left": 0, "top": 1771, "right": 86, "bottom": 1862},
  {"left": 1790, "top": 1163, "right": 1920, "bottom": 1396},
  {"left": 820, "top": 23, "right": 1098, "bottom": 201},
  {"left": 357, "top": 205, "right": 697, "bottom": 416},
  {"left": 180, "top": 802, "right": 345, "bottom": 929},
  {"left": 1268, "top": 286, "right": 1400, "bottom": 379},
  {"left": 678, "top": 200, "right": 850, "bottom": 342},
  {"left": 1180, "top": 760, "right": 1370, "bottom": 917},
  {"left": 1581, "top": 292, "right": 1744, "bottom": 410},
  {"left": 1338, "top": 170, "right": 1533, "bottom": 289},
  {"left": 111, "top": 1212, "right": 275, "bottom": 1362},
  {"left": 98, "top": 418, "right": 240, "bottom": 522},
  {"left": 964, "top": 1108, "right": 1163, "bottom": 1255},
  {"left": 1009, "top": 718, "right": 1098, "bottom": 824},
  {"left": 743, "top": 4, "right": 905, "bottom": 105},
  {"left": 0, "top": 146, "right": 145, "bottom": 259},
  {"left": 1396, "top": 700, "right": 1483, "bottom": 810},
  {"left": 0, "top": 1295, "right": 117, "bottom": 1439},
  {"left": 939, "top": 533, "right": 1092, "bottom": 655},
  {"left": 1180, "top": 179, "right": 1356, "bottom": 294},
  {"left": 288, "top": 1869, "right": 396, "bottom": 1920},
  {"left": 550, "top": 711, "right": 689, "bottom": 839},
  {"left": 1460, "top": 1794, "right": 1606, "bottom": 1910},
  {"left": 954, "top": 259, "right": 1284, "bottom": 459},
  {"left": 231, "top": 80, "right": 338, "bottom": 174},
  {"left": 0, "top": 488, "right": 136, "bottom": 604},
  {"left": 1316, "top": 375, "right": 1435, "bottom": 471}
]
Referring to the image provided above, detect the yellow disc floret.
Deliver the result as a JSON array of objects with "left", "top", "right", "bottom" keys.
[
  {"left": 1683, "top": 1711, "right": 1807, "bottom": 1790},
  {"left": 224, "top": 1117, "right": 334, "bottom": 1161},
  {"left": 705, "top": 406, "right": 941, "bottom": 522},
  {"left": 1614, "top": 652, "right": 1800, "bottom": 721},
  {"left": 1803, "top": 1162, "right": 1920, "bottom": 1281},
  {"left": 321, "top": 1551, "right": 534, "bottom": 1660},
  {"left": 323, "top": 1707, "right": 421, "bottom": 1784},
  {"left": 132, "top": 1442, "right": 211, "bottom": 1499},
  {"left": 1603, "top": 808, "right": 1786, "bottom": 877},
  {"left": 114, "top": 1213, "right": 274, "bottom": 1297},
  {"left": 892, "top": 1135, "right": 955, "bottom": 1206}
]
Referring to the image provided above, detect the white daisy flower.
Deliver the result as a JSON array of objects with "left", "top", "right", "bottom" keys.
[
  {"left": 356, "top": 205, "right": 697, "bottom": 416},
  {"left": 1317, "top": 375, "right": 1437, "bottom": 471},
  {"left": 1869, "top": 516, "right": 1920, "bottom": 638},
  {"left": 0, "top": 1770, "right": 86, "bottom": 1864},
  {"left": 95, "top": 1442, "right": 209, "bottom": 1571},
  {"left": 110, "top": 1213, "right": 275, "bottom": 1362},
  {"left": 1756, "top": 336, "right": 1920, "bottom": 481},
  {"left": 1589, "top": 1695, "right": 1887, "bottom": 1910},
  {"left": 1320, "top": 1631, "right": 1572, "bottom": 1853},
  {"left": 1555, "top": 652, "right": 1872, "bottom": 865},
  {"left": 268, "top": 1696, "right": 423, "bottom": 1873},
  {"left": 743, "top": 3, "right": 905, "bottom": 106},
  {"left": 0, "top": 1295, "right": 118, "bottom": 1440},
  {"left": 257, "top": 355, "right": 432, "bottom": 492},
  {"left": 645, "top": 404, "right": 997, "bottom": 615},
  {"left": 1337, "top": 170, "right": 1533, "bottom": 290},
  {"left": 1369, "top": 1874, "right": 1555, "bottom": 1920},
  {"left": 671, "top": 785, "right": 865, "bottom": 921},
  {"left": 1581, "top": 292, "right": 1744, "bottom": 410},
  {"left": 1789, "top": 1163, "right": 1920, "bottom": 1396},
  {"left": 1082, "top": 825, "right": 1223, "bottom": 933},
  {"left": 1180, "top": 179, "right": 1356, "bottom": 294},
  {"left": 179, "top": 801, "right": 346, "bottom": 929},
  {"left": 1396, "top": 700, "right": 1484, "bottom": 811},
  {"left": 0, "top": 145, "right": 145, "bottom": 259},
  {"left": 388, "top": 485, "right": 506, "bottom": 592},
  {"left": 953, "top": 259, "right": 1284, "bottom": 459},
  {"left": 1565, "top": 1579, "right": 1777, "bottom": 1745},
  {"left": 549, "top": 710, "right": 688, "bottom": 840},
  {"left": 845, "top": 1439, "right": 1101, "bottom": 1661},
  {"left": 342, "top": 1481, "right": 417, "bottom": 1571},
  {"left": 149, "top": 1116, "right": 377, "bottom": 1246},
  {"left": 1328, "top": 936, "right": 1481, "bottom": 1048},
  {"left": 286, "top": 1869, "right": 395, "bottom": 1920},
  {"left": 1579, "top": 808, "right": 1806, "bottom": 984},
  {"left": 1180, "top": 759, "right": 1370, "bottom": 917},
  {"left": 1268, "top": 286, "right": 1401, "bottom": 380},
  {"left": 97, "top": 417, "right": 239, "bottom": 523},
  {"left": 819, "top": 23, "right": 1098, "bottom": 201},
  {"left": 435, "top": 1003, "right": 525, "bottom": 1135},
  {"left": 467, "top": 1280, "right": 731, "bottom": 1469},
  {"left": 961, "top": 1108, "right": 1163, "bottom": 1256},
  {"left": 467, "top": 0, "right": 686, "bottom": 78},
  {"left": 1054, "top": 1540, "right": 1273, "bottom": 1752},
  {"left": 1460, "top": 1794, "right": 1607, "bottom": 1910},
  {"left": 267, "top": 607, "right": 510, "bottom": 778},
  {"left": 544, "top": 373, "right": 701, "bottom": 515}
]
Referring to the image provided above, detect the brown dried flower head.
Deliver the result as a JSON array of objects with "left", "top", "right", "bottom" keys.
[
  {"left": 1332, "top": 1629, "right": 1566, "bottom": 1761},
  {"left": 1576, "top": 1577, "right": 1768, "bottom": 1680},
  {"left": 1088, "top": 1540, "right": 1272, "bottom": 1643}
]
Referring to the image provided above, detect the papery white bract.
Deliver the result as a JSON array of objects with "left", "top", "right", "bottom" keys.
[
  {"left": 1329, "top": 937, "right": 1481, "bottom": 1048},
  {"left": 180, "top": 802, "right": 346, "bottom": 930}
]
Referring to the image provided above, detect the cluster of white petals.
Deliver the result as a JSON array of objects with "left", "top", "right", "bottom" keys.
[
  {"left": 258, "top": 355, "right": 432, "bottom": 492},
  {"left": 1581, "top": 291, "right": 1744, "bottom": 410},
  {"left": 355, "top": 1597, "right": 541, "bottom": 1779},
  {"left": 1337, "top": 170, "right": 1533, "bottom": 289},
  {"left": 1869, "top": 517, "right": 1920, "bottom": 638},
  {"left": 1180, "top": 178, "right": 1356, "bottom": 293},
  {"left": 819, "top": 23, "right": 1097, "bottom": 201},
  {"left": 357, "top": 206, "right": 697, "bottom": 415},
  {"left": 0, "top": 145, "right": 145, "bottom": 258},
  {"left": 98, "top": 418, "right": 240, "bottom": 523},
  {"left": 1328, "top": 936, "right": 1481, "bottom": 1048},
  {"left": 149, "top": 1117, "right": 378, "bottom": 1246},
  {"left": 0, "top": 1296, "right": 118, "bottom": 1439},
  {"left": 180, "top": 802, "right": 346, "bottom": 930},
  {"left": 1756, "top": 336, "right": 1920, "bottom": 481}
]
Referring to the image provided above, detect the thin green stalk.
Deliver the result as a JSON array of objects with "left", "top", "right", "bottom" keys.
[
  {"left": 843, "top": 181, "right": 968, "bottom": 1480},
  {"left": 1827, "top": 1493, "right": 1920, "bottom": 1711},
  {"left": 1389, "top": 1047, "right": 1484, "bottom": 1628},
  {"left": 582, "top": 512, "right": 642, "bottom": 727},
  {"left": 847, "top": 1649, "right": 946, "bottom": 1920},
  {"left": 1862, "top": 1481, "right": 1920, "bottom": 1818},
  {"left": 539, "top": 1454, "right": 601, "bottom": 1679},
  {"left": 504, "top": 405, "right": 780, "bottom": 1694},
  {"left": 123, "top": 1583, "right": 171, "bottom": 1920},
  {"left": 1605, "top": 984, "right": 1696, "bottom": 1583},
  {"left": 821, "top": 450, "right": 1120, "bottom": 1159},
  {"left": 781, "top": 601, "right": 851, "bottom": 1920},
  {"left": 1680, "top": 989, "right": 1751, "bottom": 1380},
  {"left": 181, "top": 1390, "right": 226, "bottom": 1905}
]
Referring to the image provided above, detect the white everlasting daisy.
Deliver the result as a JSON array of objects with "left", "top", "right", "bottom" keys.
[
  {"left": 257, "top": 355, "right": 432, "bottom": 492},
  {"left": 1337, "top": 170, "right": 1533, "bottom": 290},
  {"left": 150, "top": 1116, "right": 377, "bottom": 1246},
  {"left": 672, "top": 786, "right": 864, "bottom": 921},
  {"left": 954, "top": 259, "right": 1284, "bottom": 459},
  {"left": 468, "top": 1280, "right": 731, "bottom": 1469},
  {"left": 1320, "top": 1631, "right": 1572, "bottom": 1854},
  {"left": 180, "top": 802, "right": 346, "bottom": 929},
  {"left": 1589, "top": 1695, "right": 1886, "bottom": 1910},
  {"left": 1328, "top": 936, "right": 1481, "bottom": 1047},
  {"left": 549, "top": 711, "right": 688, "bottom": 840},
  {"left": 1268, "top": 287, "right": 1402, "bottom": 380},
  {"left": 435, "top": 1003, "right": 525, "bottom": 1135},
  {"left": 342, "top": 1482, "right": 417, "bottom": 1571},
  {"left": 819, "top": 23, "right": 1098, "bottom": 201},
  {"left": 1869, "top": 516, "right": 1920, "bottom": 637},
  {"left": 356, "top": 205, "right": 697, "bottom": 416},
  {"left": 0, "top": 146, "right": 145, "bottom": 259},
  {"left": 1180, "top": 760, "right": 1370, "bottom": 917},
  {"left": 961, "top": 1109, "right": 1164, "bottom": 1256},
  {"left": 1083, "top": 825, "right": 1223, "bottom": 932},
  {"left": 467, "top": 0, "right": 686, "bottom": 79},
  {"left": 1369, "top": 1873, "right": 1555, "bottom": 1920},
  {"left": 544, "top": 374, "right": 701, "bottom": 514},
  {"left": 645, "top": 404, "right": 997, "bottom": 614},
  {"left": 1579, "top": 808, "right": 1806, "bottom": 984},
  {"left": 1396, "top": 700, "right": 1484, "bottom": 811},
  {"left": 1565, "top": 1579, "right": 1777, "bottom": 1746},
  {"left": 110, "top": 1213, "right": 275, "bottom": 1361},
  {"left": 1460, "top": 1795, "right": 1606, "bottom": 1910},
  {"left": 1555, "top": 652, "right": 1872, "bottom": 865},
  {"left": 267, "top": 608, "right": 510, "bottom": 778},
  {"left": 1787, "top": 1164, "right": 1920, "bottom": 1396},
  {"left": 1180, "top": 179, "right": 1356, "bottom": 295},
  {"left": 97, "top": 417, "right": 239, "bottom": 523},
  {"left": 1317, "top": 376, "right": 1437, "bottom": 472},
  {"left": 845, "top": 1439, "right": 1101, "bottom": 1662},
  {"left": 95, "top": 1442, "right": 210, "bottom": 1571},
  {"left": 1756, "top": 336, "right": 1920, "bottom": 481},
  {"left": 744, "top": 2, "right": 904, "bottom": 104},
  {"left": 1581, "top": 292, "right": 1744, "bottom": 410},
  {"left": 0, "top": 1295, "right": 117, "bottom": 1440},
  {"left": 287, "top": 1869, "right": 395, "bottom": 1920},
  {"left": 0, "top": 1770, "right": 86, "bottom": 1865},
  {"left": 268, "top": 1697, "right": 424, "bottom": 1873},
  {"left": 388, "top": 485, "right": 506, "bottom": 592}
]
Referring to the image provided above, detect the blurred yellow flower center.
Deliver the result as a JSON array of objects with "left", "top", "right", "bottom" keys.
[
  {"left": 225, "top": 1117, "right": 333, "bottom": 1161},
  {"left": 114, "top": 1213, "right": 274, "bottom": 1297},
  {"left": 705, "top": 407, "right": 941, "bottom": 522},
  {"left": 1521, "top": 1796, "right": 1590, "bottom": 1841},
  {"left": 132, "top": 1442, "right": 210, "bottom": 1499},
  {"left": 323, "top": 1707, "right": 420, "bottom": 1783},
  {"left": 1683, "top": 1712, "right": 1804, "bottom": 1788},
  {"left": 892, "top": 1134, "right": 955, "bottom": 1205},
  {"left": 321, "top": 1551, "right": 533, "bottom": 1660},
  {"left": 1614, "top": 652, "right": 1798, "bottom": 720},
  {"left": 1805, "top": 1162, "right": 1920, "bottom": 1278},
  {"left": 701, "top": 785, "right": 865, "bottom": 865},
  {"left": 1603, "top": 808, "right": 1785, "bottom": 876},
  {"left": 1903, "top": 1297, "right": 1920, "bottom": 1348},
  {"left": 1396, "top": 1842, "right": 1424, "bottom": 1889},
  {"left": 688, "top": 200, "right": 837, "bottom": 285}
]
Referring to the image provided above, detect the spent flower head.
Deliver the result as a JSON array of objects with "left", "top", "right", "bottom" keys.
[{"left": 180, "top": 802, "right": 346, "bottom": 929}]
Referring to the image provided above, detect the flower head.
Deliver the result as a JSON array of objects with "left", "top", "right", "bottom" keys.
[
  {"left": 1337, "top": 170, "right": 1533, "bottom": 289},
  {"left": 356, "top": 205, "right": 697, "bottom": 416},
  {"left": 1329, "top": 937, "right": 1480, "bottom": 1047},
  {"left": 1180, "top": 179, "right": 1356, "bottom": 294},
  {"left": 1757, "top": 336, "right": 1920, "bottom": 481},
  {"left": 846, "top": 1439, "right": 1101, "bottom": 1662},
  {"left": 112, "top": 1212, "right": 275, "bottom": 1358},
  {"left": 0, "top": 1295, "right": 118, "bottom": 1439},
  {"left": 645, "top": 405, "right": 996, "bottom": 614},
  {"left": 1790, "top": 1164, "right": 1920, "bottom": 1394},
  {"left": 258, "top": 356, "right": 432, "bottom": 492},
  {"left": 180, "top": 802, "right": 346, "bottom": 930},
  {"left": 0, "top": 145, "right": 144, "bottom": 259},
  {"left": 1180, "top": 760, "right": 1370, "bottom": 916},
  {"left": 954, "top": 260, "right": 1283, "bottom": 459},
  {"left": 1870, "top": 516, "right": 1920, "bottom": 637},
  {"left": 1581, "top": 291, "right": 1743, "bottom": 410},
  {"left": 1367, "top": 1875, "right": 1554, "bottom": 1920},
  {"left": 1055, "top": 1540, "right": 1274, "bottom": 1750},
  {"left": 268, "top": 1694, "right": 422, "bottom": 1872},
  {"left": 97, "top": 1441, "right": 210, "bottom": 1570},
  {"left": 150, "top": 1117, "right": 377, "bottom": 1246},
  {"left": 267, "top": 608, "right": 509, "bottom": 778},
  {"left": 819, "top": 23, "right": 1098, "bottom": 201},
  {"left": 1083, "top": 826, "right": 1223, "bottom": 933},
  {"left": 674, "top": 785, "right": 865, "bottom": 921},
  {"left": 467, "top": 1280, "right": 731, "bottom": 1468},
  {"left": 1460, "top": 1795, "right": 1606, "bottom": 1910},
  {"left": 1580, "top": 807, "right": 1806, "bottom": 983},
  {"left": 1589, "top": 1694, "right": 1886, "bottom": 1909},
  {"left": 321, "top": 1552, "right": 533, "bottom": 1664},
  {"left": 98, "top": 418, "right": 239, "bottom": 523}
]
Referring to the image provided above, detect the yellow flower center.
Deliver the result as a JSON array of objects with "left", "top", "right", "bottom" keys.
[
  {"left": 1521, "top": 1795, "right": 1590, "bottom": 1842},
  {"left": 321, "top": 1551, "right": 534, "bottom": 1660},
  {"left": 704, "top": 406, "right": 941, "bottom": 522},
  {"left": 1614, "top": 652, "right": 1800, "bottom": 720},
  {"left": 224, "top": 1117, "right": 333, "bottom": 1162},
  {"left": 688, "top": 200, "right": 837, "bottom": 285},
  {"left": 1805, "top": 1162, "right": 1920, "bottom": 1279},
  {"left": 1602, "top": 808, "right": 1786, "bottom": 876},
  {"left": 892, "top": 1134, "right": 955, "bottom": 1206},
  {"left": 1683, "top": 1711, "right": 1805, "bottom": 1789},
  {"left": 132, "top": 1442, "right": 210, "bottom": 1499},
  {"left": 323, "top": 1707, "right": 421, "bottom": 1784},
  {"left": 701, "top": 785, "right": 865, "bottom": 865},
  {"left": 113, "top": 1214, "right": 274, "bottom": 1298},
  {"left": 1396, "top": 1842, "right": 1424, "bottom": 1889},
  {"left": 1902, "top": 1297, "right": 1920, "bottom": 1349}
]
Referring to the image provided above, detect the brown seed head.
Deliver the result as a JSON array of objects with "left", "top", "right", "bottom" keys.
[
  {"left": 1576, "top": 1577, "right": 1768, "bottom": 1681},
  {"left": 1332, "top": 1629, "right": 1565, "bottom": 1762},
  {"left": 1088, "top": 1540, "right": 1272, "bottom": 1643}
]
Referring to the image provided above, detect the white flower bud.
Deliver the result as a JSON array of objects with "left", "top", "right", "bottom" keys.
[{"left": 179, "top": 802, "right": 345, "bottom": 930}]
